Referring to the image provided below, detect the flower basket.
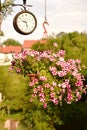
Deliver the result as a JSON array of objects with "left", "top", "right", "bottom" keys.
[
  {"left": 27, "top": 74, "right": 38, "bottom": 81},
  {"left": 9, "top": 42, "right": 87, "bottom": 108}
]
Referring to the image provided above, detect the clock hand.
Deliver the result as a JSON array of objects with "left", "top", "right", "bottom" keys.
[
  {"left": 23, "top": 20, "right": 27, "bottom": 23},
  {"left": 23, "top": 20, "right": 28, "bottom": 27}
]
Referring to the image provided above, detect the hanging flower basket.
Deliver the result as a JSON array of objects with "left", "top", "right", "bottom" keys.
[
  {"left": 27, "top": 73, "right": 38, "bottom": 81},
  {"left": 9, "top": 43, "right": 87, "bottom": 108}
]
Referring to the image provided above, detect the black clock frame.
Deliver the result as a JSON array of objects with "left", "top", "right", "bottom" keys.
[{"left": 13, "top": 10, "right": 37, "bottom": 35}]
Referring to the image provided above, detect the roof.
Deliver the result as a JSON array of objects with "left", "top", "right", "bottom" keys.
[
  {"left": 0, "top": 46, "right": 22, "bottom": 54},
  {"left": 0, "top": 39, "right": 47, "bottom": 54},
  {"left": 23, "top": 39, "right": 46, "bottom": 48}
]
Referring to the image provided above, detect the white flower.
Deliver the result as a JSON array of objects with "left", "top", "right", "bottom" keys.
[
  {"left": 62, "top": 84, "right": 66, "bottom": 89},
  {"left": 59, "top": 57, "right": 64, "bottom": 61},
  {"left": 58, "top": 84, "right": 61, "bottom": 87}
]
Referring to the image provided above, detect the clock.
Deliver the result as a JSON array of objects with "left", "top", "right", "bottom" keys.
[{"left": 13, "top": 10, "right": 37, "bottom": 35}]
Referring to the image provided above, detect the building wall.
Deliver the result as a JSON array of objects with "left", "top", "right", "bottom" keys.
[{"left": 0, "top": 53, "right": 13, "bottom": 66}]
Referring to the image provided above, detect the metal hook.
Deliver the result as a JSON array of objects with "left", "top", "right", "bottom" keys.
[{"left": 43, "top": 20, "right": 49, "bottom": 38}]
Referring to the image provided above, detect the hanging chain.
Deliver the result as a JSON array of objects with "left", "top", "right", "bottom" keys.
[
  {"left": 44, "top": 0, "right": 47, "bottom": 21},
  {"left": 43, "top": 0, "right": 49, "bottom": 38}
]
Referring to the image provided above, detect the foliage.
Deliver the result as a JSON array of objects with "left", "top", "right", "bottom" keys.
[
  {"left": 1, "top": 38, "right": 22, "bottom": 46},
  {"left": 32, "top": 32, "right": 87, "bottom": 66},
  {"left": 0, "top": 30, "right": 4, "bottom": 36},
  {"left": 0, "top": 66, "right": 26, "bottom": 118},
  {"left": 57, "top": 31, "right": 87, "bottom": 65},
  {"left": 1, "top": 0, "right": 14, "bottom": 19},
  {"left": 55, "top": 101, "right": 87, "bottom": 130},
  {"left": 1, "top": 32, "right": 87, "bottom": 130},
  {"left": 21, "top": 104, "right": 55, "bottom": 130},
  {"left": 0, "top": 0, "right": 14, "bottom": 37}
]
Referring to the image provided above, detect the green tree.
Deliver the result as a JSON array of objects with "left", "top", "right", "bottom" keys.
[
  {"left": 0, "top": 0, "right": 14, "bottom": 37},
  {"left": 0, "top": 66, "right": 27, "bottom": 119},
  {"left": 1, "top": 38, "right": 22, "bottom": 46}
]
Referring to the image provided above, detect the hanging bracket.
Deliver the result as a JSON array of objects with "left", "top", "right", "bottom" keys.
[{"left": 23, "top": 0, "right": 26, "bottom": 5}]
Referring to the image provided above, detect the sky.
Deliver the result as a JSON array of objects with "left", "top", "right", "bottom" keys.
[{"left": 1, "top": 0, "right": 87, "bottom": 44}]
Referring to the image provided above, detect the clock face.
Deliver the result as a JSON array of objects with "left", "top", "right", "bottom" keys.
[{"left": 13, "top": 11, "right": 37, "bottom": 35}]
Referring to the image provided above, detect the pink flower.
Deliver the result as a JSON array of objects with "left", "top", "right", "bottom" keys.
[
  {"left": 14, "top": 53, "right": 20, "bottom": 60},
  {"left": 29, "top": 78, "right": 38, "bottom": 87},
  {"left": 52, "top": 82, "right": 57, "bottom": 86},
  {"left": 58, "top": 50, "right": 65, "bottom": 57},
  {"left": 29, "top": 81, "right": 35, "bottom": 87},
  {"left": 76, "top": 91, "right": 81, "bottom": 100},
  {"left": 21, "top": 51, "right": 27, "bottom": 59},
  {"left": 11, "top": 61, "right": 15, "bottom": 66},
  {"left": 16, "top": 68, "right": 21, "bottom": 73},
  {"left": 49, "top": 67, "right": 58, "bottom": 76},
  {"left": 53, "top": 42, "right": 58, "bottom": 47},
  {"left": 9, "top": 66, "right": 14, "bottom": 70},
  {"left": 75, "top": 80, "right": 83, "bottom": 87},
  {"left": 40, "top": 97, "right": 45, "bottom": 103},
  {"left": 37, "top": 85, "right": 43, "bottom": 92},
  {"left": 58, "top": 71, "right": 67, "bottom": 77},
  {"left": 32, "top": 93, "right": 37, "bottom": 98},
  {"left": 43, "top": 103, "right": 47, "bottom": 109},
  {"left": 45, "top": 83, "right": 50, "bottom": 88},
  {"left": 51, "top": 98, "right": 58, "bottom": 105},
  {"left": 39, "top": 76, "right": 47, "bottom": 81},
  {"left": 49, "top": 56, "right": 55, "bottom": 61},
  {"left": 33, "top": 88, "right": 38, "bottom": 94},
  {"left": 50, "top": 92, "right": 55, "bottom": 98},
  {"left": 66, "top": 91, "right": 73, "bottom": 102},
  {"left": 39, "top": 92, "right": 45, "bottom": 98},
  {"left": 50, "top": 87, "right": 54, "bottom": 91}
]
